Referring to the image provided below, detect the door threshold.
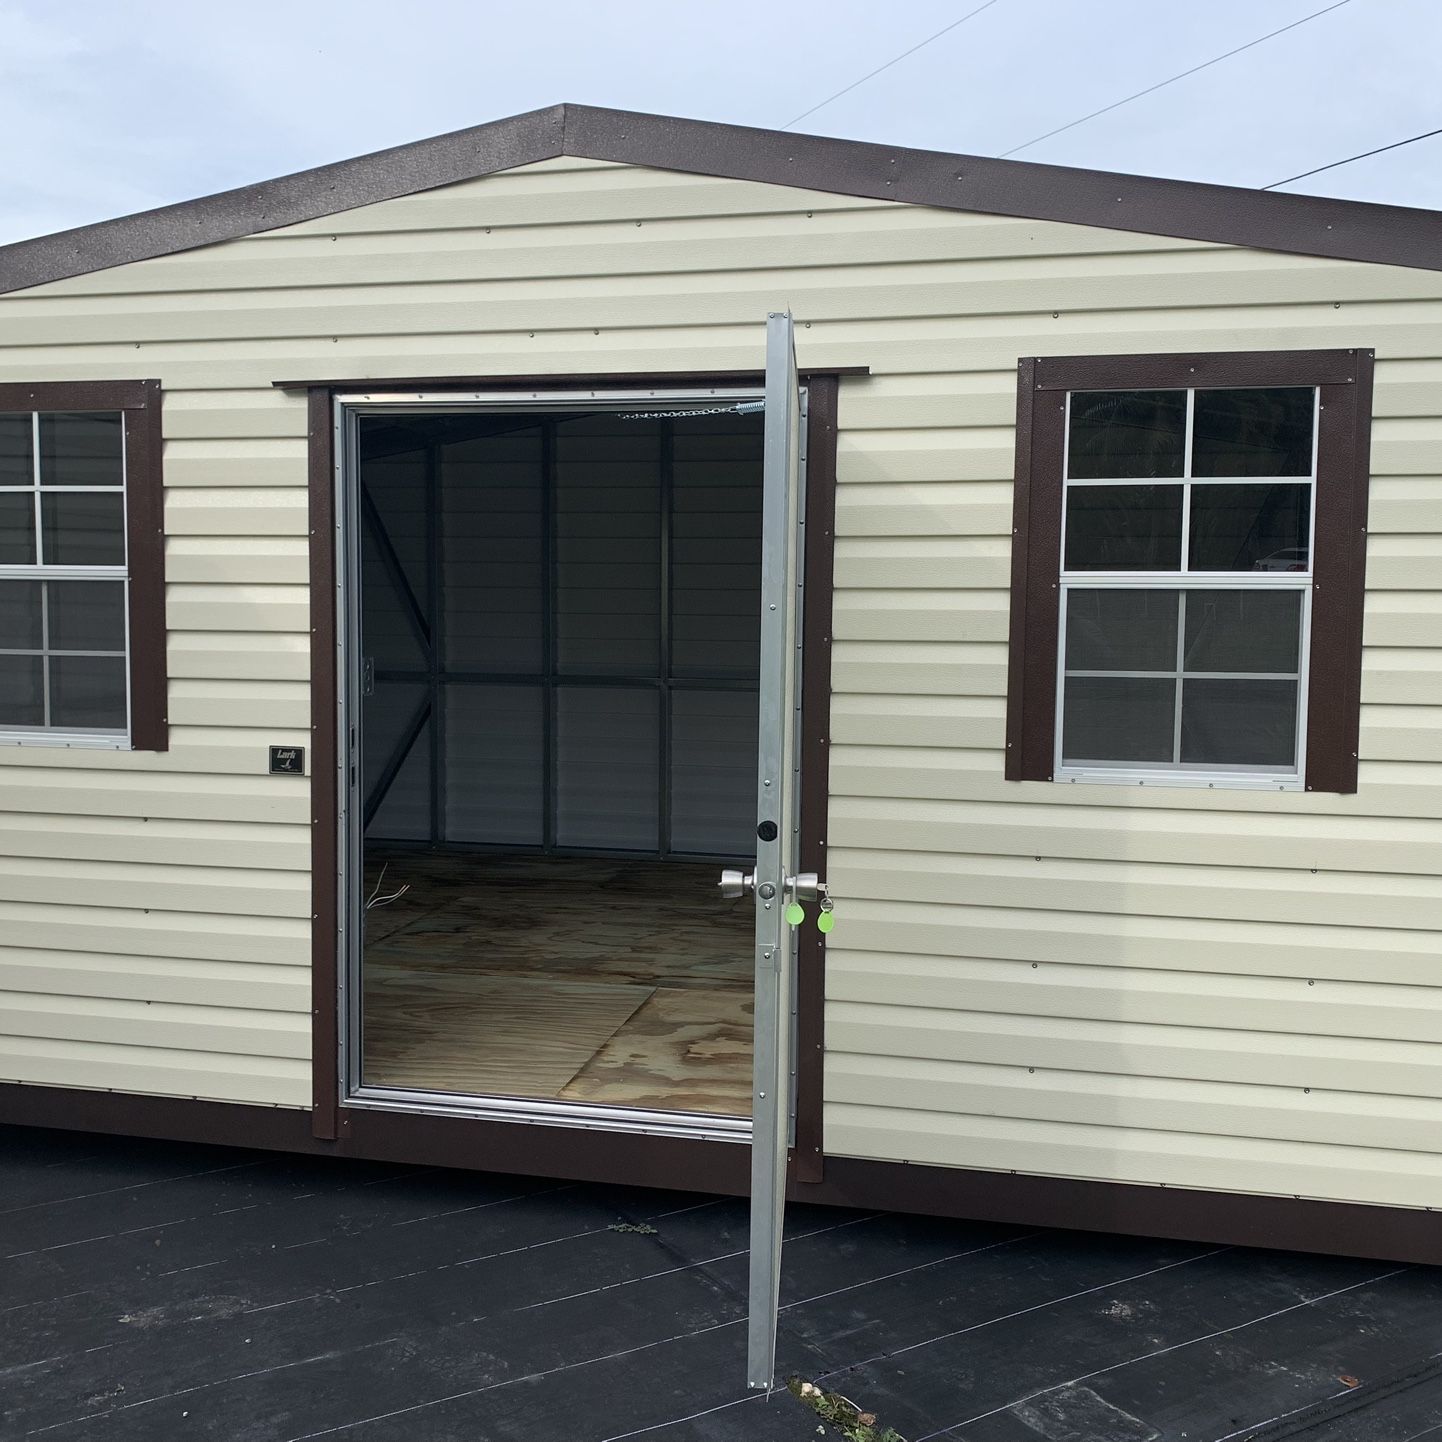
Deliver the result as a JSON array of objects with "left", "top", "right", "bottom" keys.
[{"left": 345, "top": 1085, "right": 752, "bottom": 1143}]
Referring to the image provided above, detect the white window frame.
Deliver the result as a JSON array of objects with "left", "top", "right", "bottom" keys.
[
  {"left": 1052, "top": 386, "right": 1319, "bottom": 792},
  {"left": 0, "top": 409, "right": 132, "bottom": 749}
]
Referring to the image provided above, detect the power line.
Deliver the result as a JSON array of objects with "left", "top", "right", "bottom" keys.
[
  {"left": 997, "top": 0, "right": 1351, "bottom": 159},
  {"left": 782, "top": 0, "right": 1003, "bottom": 131},
  {"left": 1264, "top": 124, "right": 1442, "bottom": 189}
]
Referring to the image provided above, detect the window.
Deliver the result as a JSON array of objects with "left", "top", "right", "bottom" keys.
[
  {"left": 0, "top": 381, "right": 166, "bottom": 750},
  {"left": 1006, "top": 351, "right": 1373, "bottom": 793}
]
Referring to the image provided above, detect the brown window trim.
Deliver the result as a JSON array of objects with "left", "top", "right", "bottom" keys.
[
  {"left": 1005, "top": 349, "right": 1373, "bottom": 794},
  {"left": 0, "top": 379, "right": 167, "bottom": 752}
]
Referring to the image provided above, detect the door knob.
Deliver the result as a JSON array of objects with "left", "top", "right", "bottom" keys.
[
  {"left": 788, "top": 872, "right": 824, "bottom": 903},
  {"left": 721, "top": 869, "right": 826, "bottom": 901},
  {"left": 718, "top": 868, "right": 755, "bottom": 899}
]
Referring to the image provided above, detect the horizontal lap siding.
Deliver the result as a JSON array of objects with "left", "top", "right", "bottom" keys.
[
  {"left": 0, "top": 158, "right": 1436, "bottom": 1203},
  {"left": 818, "top": 209, "right": 1442, "bottom": 1206},
  {"left": 0, "top": 270, "right": 317, "bottom": 1106}
]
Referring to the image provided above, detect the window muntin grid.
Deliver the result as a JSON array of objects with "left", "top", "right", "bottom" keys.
[
  {"left": 0, "top": 411, "right": 129, "bottom": 740},
  {"left": 1055, "top": 386, "right": 1317, "bottom": 788}
]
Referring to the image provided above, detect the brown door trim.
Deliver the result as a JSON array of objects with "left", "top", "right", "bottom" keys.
[
  {"left": 308, "top": 389, "right": 341, "bottom": 1140},
  {"left": 307, "top": 368, "right": 844, "bottom": 1167},
  {"left": 793, "top": 375, "right": 838, "bottom": 1182}
]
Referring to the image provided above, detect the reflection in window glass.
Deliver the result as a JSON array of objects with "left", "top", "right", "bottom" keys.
[
  {"left": 40, "top": 492, "right": 126, "bottom": 565},
  {"left": 0, "top": 580, "right": 42, "bottom": 650},
  {"left": 49, "top": 655, "right": 128, "bottom": 730},
  {"left": 0, "top": 656, "right": 43, "bottom": 727},
  {"left": 1183, "top": 590, "right": 1302, "bottom": 675},
  {"left": 0, "top": 414, "right": 32, "bottom": 484},
  {"left": 0, "top": 493, "right": 35, "bottom": 564},
  {"left": 1062, "top": 676, "right": 1176, "bottom": 763},
  {"left": 1192, "top": 388, "right": 1314, "bottom": 477},
  {"left": 1181, "top": 678, "right": 1298, "bottom": 767},
  {"left": 1068, "top": 390, "right": 1186, "bottom": 479},
  {"left": 48, "top": 580, "right": 127, "bottom": 653},
  {"left": 1065, "top": 484, "right": 1182, "bottom": 571},
  {"left": 39, "top": 413, "right": 125, "bottom": 486},
  {"left": 1065, "top": 590, "right": 1178, "bottom": 672},
  {"left": 1188, "top": 483, "right": 1310, "bottom": 571}
]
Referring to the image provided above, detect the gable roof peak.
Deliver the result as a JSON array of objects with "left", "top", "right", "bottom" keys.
[{"left": 2, "top": 102, "right": 1440, "bottom": 295}]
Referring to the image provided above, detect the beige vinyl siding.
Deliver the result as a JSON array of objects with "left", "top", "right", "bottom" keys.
[
  {"left": 0, "top": 158, "right": 1438, "bottom": 1209},
  {"left": 0, "top": 326, "right": 314, "bottom": 1104}
]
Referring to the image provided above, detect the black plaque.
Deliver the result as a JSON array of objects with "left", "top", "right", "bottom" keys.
[{"left": 269, "top": 745, "right": 306, "bottom": 775}]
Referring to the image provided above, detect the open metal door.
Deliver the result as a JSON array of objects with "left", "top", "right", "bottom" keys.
[{"left": 743, "top": 310, "right": 804, "bottom": 1390}]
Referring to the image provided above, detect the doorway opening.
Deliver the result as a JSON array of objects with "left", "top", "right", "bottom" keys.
[{"left": 341, "top": 397, "right": 769, "bottom": 1129}]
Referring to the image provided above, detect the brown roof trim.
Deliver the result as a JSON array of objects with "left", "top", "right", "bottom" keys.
[
  {"left": 565, "top": 107, "right": 1442, "bottom": 272},
  {"left": 0, "top": 106, "right": 566, "bottom": 296},
  {"left": 3, "top": 102, "right": 1442, "bottom": 297}
]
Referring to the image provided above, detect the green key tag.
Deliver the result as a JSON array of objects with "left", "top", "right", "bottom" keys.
[
  {"left": 817, "top": 897, "right": 836, "bottom": 934},
  {"left": 784, "top": 901, "right": 806, "bottom": 927}
]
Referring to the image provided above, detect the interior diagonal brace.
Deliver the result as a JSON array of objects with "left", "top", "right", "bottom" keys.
[
  {"left": 360, "top": 483, "right": 431, "bottom": 651},
  {"left": 363, "top": 693, "right": 432, "bottom": 828}
]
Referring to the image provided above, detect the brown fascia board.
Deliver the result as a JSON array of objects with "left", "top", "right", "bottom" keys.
[
  {"left": 2, "top": 101, "right": 1442, "bottom": 297},
  {"left": 0, "top": 105, "right": 566, "bottom": 296}
]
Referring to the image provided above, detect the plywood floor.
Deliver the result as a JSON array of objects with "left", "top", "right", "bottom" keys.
[{"left": 361, "top": 849, "right": 754, "bottom": 1116}]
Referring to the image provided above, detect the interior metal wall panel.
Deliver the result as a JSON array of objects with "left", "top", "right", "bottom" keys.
[
  {"left": 360, "top": 408, "right": 764, "bottom": 853},
  {"left": 443, "top": 683, "right": 544, "bottom": 844},
  {"left": 442, "top": 430, "right": 544, "bottom": 673},
  {"left": 669, "top": 687, "right": 759, "bottom": 854},
  {"left": 672, "top": 416, "right": 764, "bottom": 680},
  {"left": 554, "top": 415, "right": 661, "bottom": 676},
  {"left": 554, "top": 684, "right": 661, "bottom": 850}
]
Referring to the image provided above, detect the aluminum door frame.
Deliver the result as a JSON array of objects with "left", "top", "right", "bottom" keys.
[
  {"left": 747, "top": 313, "right": 806, "bottom": 1390},
  {"left": 332, "top": 385, "right": 767, "bottom": 1141}
]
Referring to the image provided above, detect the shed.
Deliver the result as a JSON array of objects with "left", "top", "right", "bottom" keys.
[{"left": 1, "top": 105, "right": 1440, "bottom": 1377}]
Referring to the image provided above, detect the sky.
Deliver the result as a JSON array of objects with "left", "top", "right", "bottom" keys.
[{"left": 1, "top": 0, "right": 1438, "bottom": 246}]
